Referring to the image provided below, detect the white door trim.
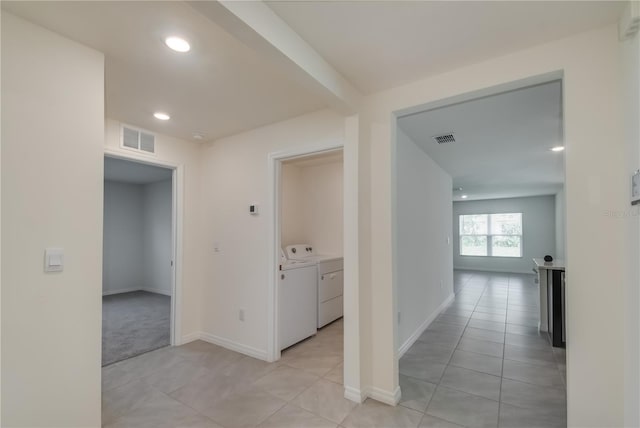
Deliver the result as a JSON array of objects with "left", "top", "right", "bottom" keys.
[
  {"left": 103, "top": 147, "right": 184, "bottom": 347},
  {"left": 267, "top": 141, "right": 344, "bottom": 362}
]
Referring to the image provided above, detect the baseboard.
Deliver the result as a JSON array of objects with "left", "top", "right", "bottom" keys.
[
  {"left": 344, "top": 386, "right": 368, "bottom": 403},
  {"left": 199, "top": 332, "right": 269, "bottom": 361},
  {"left": 140, "top": 287, "right": 172, "bottom": 296},
  {"left": 398, "top": 293, "right": 455, "bottom": 358},
  {"left": 180, "top": 332, "right": 201, "bottom": 345},
  {"left": 454, "top": 266, "right": 534, "bottom": 275},
  {"left": 369, "top": 386, "right": 401, "bottom": 406},
  {"left": 102, "top": 287, "right": 141, "bottom": 296}
]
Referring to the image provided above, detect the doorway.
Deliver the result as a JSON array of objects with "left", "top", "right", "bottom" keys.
[
  {"left": 102, "top": 156, "right": 176, "bottom": 366},
  {"left": 392, "top": 76, "right": 567, "bottom": 426},
  {"left": 268, "top": 143, "right": 345, "bottom": 364}
]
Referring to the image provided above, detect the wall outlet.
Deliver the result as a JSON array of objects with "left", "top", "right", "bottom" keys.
[
  {"left": 214, "top": 242, "right": 221, "bottom": 252},
  {"left": 239, "top": 308, "right": 245, "bottom": 322}
]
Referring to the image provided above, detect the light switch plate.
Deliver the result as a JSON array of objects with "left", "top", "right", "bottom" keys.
[{"left": 44, "top": 248, "right": 64, "bottom": 272}]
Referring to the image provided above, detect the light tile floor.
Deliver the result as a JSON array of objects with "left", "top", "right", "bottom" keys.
[{"left": 102, "top": 271, "right": 566, "bottom": 428}]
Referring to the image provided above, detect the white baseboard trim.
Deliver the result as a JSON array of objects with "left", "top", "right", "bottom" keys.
[
  {"left": 369, "top": 386, "right": 401, "bottom": 406},
  {"left": 344, "top": 386, "right": 367, "bottom": 403},
  {"left": 140, "top": 287, "right": 172, "bottom": 296},
  {"left": 181, "top": 332, "right": 201, "bottom": 345},
  {"left": 102, "top": 287, "right": 141, "bottom": 296},
  {"left": 199, "top": 332, "right": 269, "bottom": 362},
  {"left": 454, "top": 266, "right": 534, "bottom": 275},
  {"left": 398, "top": 293, "right": 455, "bottom": 358}
]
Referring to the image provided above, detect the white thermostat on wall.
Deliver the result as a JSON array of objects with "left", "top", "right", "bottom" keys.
[{"left": 249, "top": 204, "right": 259, "bottom": 215}]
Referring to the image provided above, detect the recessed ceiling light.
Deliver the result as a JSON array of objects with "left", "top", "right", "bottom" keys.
[
  {"left": 461, "top": 195, "right": 468, "bottom": 199},
  {"left": 165, "top": 36, "right": 190, "bottom": 53},
  {"left": 551, "top": 146, "right": 565, "bottom": 152},
  {"left": 192, "top": 133, "right": 205, "bottom": 140},
  {"left": 153, "top": 112, "right": 170, "bottom": 121}
]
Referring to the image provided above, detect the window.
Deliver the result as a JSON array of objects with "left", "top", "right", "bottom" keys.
[{"left": 459, "top": 213, "right": 522, "bottom": 257}]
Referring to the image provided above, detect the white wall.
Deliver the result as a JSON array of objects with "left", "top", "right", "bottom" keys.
[
  {"left": 142, "top": 179, "right": 173, "bottom": 296},
  {"left": 103, "top": 179, "right": 172, "bottom": 296},
  {"left": 555, "top": 188, "right": 566, "bottom": 260},
  {"left": 300, "top": 160, "right": 344, "bottom": 255},
  {"left": 453, "top": 195, "right": 556, "bottom": 274},
  {"left": 395, "top": 129, "right": 453, "bottom": 351},
  {"left": 280, "top": 164, "right": 305, "bottom": 248},
  {"left": 103, "top": 181, "right": 144, "bottom": 294},
  {"left": 199, "top": 109, "right": 344, "bottom": 359},
  {"left": 363, "top": 24, "right": 630, "bottom": 424},
  {"left": 620, "top": 8, "right": 640, "bottom": 426},
  {"left": 104, "top": 118, "right": 202, "bottom": 341},
  {"left": 1, "top": 12, "right": 104, "bottom": 427}
]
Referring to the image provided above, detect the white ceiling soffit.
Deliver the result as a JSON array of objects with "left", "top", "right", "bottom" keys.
[
  {"left": 283, "top": 149, "right": 343, "bottom": 167},
  {"left": 267, "top": 1, "right": 625, "bottom": 94},
  {"left": 1, "top": 1, "right": 327, "bottom": 142},
  {"left": 104, "top": 157, "right": 172, "bottom": 185},
  {"left": 397, "top": 80, "right": 564, "bottom": 201}
]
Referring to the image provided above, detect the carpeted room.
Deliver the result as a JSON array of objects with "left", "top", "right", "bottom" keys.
[{"left": 102, "top": 157, "right": 174, "bottom": 366}]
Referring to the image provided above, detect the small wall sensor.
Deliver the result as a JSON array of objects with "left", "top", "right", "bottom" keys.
[{"left": 249, "top": 204, "right": 259, "bottom": 215}]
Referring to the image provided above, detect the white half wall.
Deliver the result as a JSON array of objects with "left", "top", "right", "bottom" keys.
[
  {"left": 453, "top": 195, "right": 556, "bottom": 274},
  {"left": 142, "top": 179, "right": 173, "bottom": 296},
  {"left": 395, "top": 128, "right": 453, "bottom": 350},
  {"left": 103, "top": 181, "right": 144, "bottom": 294},
  {"left": 1, "top": 12, "right": 104, "bottom": 427}
]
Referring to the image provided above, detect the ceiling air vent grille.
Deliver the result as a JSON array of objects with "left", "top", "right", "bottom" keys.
[
  {"left": 433, "top": 133, "right": 456, "bottom": 144},
  {"left": 121, "top": 125, "right": 156, "bottom": 154}
]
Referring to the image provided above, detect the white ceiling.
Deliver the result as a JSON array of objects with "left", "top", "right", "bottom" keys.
[
  {"left": 104, "top": 157, "right": 172, "bottom": 184},
  {"left": 398, "top": 80, "right": 564, "bottom": 201},
  {"left": 2, "top": 1, "right": 623, "bottom": 146},
  {"left": 1, "top": 1, "right": 326, "bottom": 142},
  {"left": 267, "top": 1, "right": 624, "bottom": 94}
]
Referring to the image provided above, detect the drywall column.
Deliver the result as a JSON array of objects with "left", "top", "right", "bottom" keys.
[
  {"left": 1, "top": 13, "right": 104, "bottom": 427},
  {"left": 620, "top": 9, "right": 640, "bottom": 426}
]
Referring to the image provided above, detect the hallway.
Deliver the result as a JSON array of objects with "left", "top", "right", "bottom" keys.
[{"left": 399, "top": 270, "right": 566, "bottom": 427}]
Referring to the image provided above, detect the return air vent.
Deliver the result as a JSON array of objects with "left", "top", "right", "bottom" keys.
[
  {"left": 121, "top": 125, "right": 155, "bottom": 154},
  {"left": 433, "top": 133, "right": 455, "bottom": 144}
]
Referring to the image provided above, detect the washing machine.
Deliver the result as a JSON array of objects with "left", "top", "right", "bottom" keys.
[
  {"left": 279, "top": 258, "right": 317, "bottom": 350},
  {"left": 285, "top": 244, "right": 344, "bottom": 328}
]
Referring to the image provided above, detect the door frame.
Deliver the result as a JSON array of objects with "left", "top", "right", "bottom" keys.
[
  {"left": 267, "top": 141, "right": 344, "bottom": 362},
  {"left": 103, "top": 147, "right": 184, "bottom": 346}
]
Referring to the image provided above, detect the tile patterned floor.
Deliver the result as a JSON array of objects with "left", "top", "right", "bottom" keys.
[
  {"left": 102, "top": 270, "right": 566, "bottom": 428},
  {"left": 398, "top": 271, "right": 567, "bottom": 428}
]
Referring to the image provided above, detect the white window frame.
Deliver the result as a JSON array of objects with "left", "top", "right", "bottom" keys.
[{"left": 459, "top": 213, "right": 523, "bottom": 258}]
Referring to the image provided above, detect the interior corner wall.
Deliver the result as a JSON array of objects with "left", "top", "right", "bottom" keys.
[
  {"left": 396, "top": 128, "right": 453, "bottom": 350},
  {"left": 555, "top": 188, "right": 566, "bottom": 260},
  {"left": 300, "top": 160, "right": 344, "bottom": 256},
  {"left": 280, "top": 164, "right": 305, "bottom": 249},
  {"left": 142, "top": 179, "right": 173, "bottom": 296},
  {"left": 453, "top": 195, "right": 556, "bottom": 274},
  {"left": 1, "top": 12, "right": 104, "bottom": 427},
  {"left": 103, "top": 181, "right": 144, "bottom": 295},
  {"left": 199, "top": 109, "right": 344, "bottom": 357},
  {"left": 621, "top": 19, "right": 640, "bottom": 427},
  {"left": 104, "top": 118, "right": 202, "bottom": 342}
]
